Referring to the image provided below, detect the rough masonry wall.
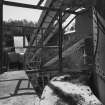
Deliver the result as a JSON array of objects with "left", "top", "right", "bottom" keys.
[{"left": 93, "top": 9, "right": 105, "bottom": 104}]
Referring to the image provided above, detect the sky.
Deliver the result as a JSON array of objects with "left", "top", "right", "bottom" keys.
[
  {"left": 3, "top": 0, "right": 47, "bottom": 54},
  {"left": 3, "top": 0, "right": 47, "bottom": 22},
  {"left": 3, "top": 0, "right": 76, "bottom": 54},
  {"left": 14, "top": 36, "right": 28, "bottom": 54}
]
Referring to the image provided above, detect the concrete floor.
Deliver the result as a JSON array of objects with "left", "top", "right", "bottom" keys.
[
  {"left": 0, "top": 71, "right": 103, "bottom": 105},
  {"left": 0, "top": 70, "right": 40, "bottom": 105}
]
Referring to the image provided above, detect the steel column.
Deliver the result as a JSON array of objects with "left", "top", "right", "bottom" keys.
[
  {"left": 0, "top": 0, "right": 3, "bottom": 73},
  {"left": 58, "top": 11, "right": 63, "bottom": 72}
]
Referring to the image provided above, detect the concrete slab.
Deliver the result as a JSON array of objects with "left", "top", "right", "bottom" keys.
[
  {"left": 0, "top": 71, "right": 40, "bottom": 105},
  {"left": 40, "top": 75, "right": 103, "bottom": 105}
]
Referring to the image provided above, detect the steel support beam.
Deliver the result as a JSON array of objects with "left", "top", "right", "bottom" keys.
[
  {"left": 3, "top": 24, "right": 46, "bottom": 29},
  {"left": 37, "top": 0, "right": 44, "bottom": 6},
  {"left": 0, "top": 0, "right": 3, "bottom": 73},
  {"left": 31, "top": 0, "right": 57, "bottom": 45},
  {"left": 58, "top": 11, "right": 63, "bottom": 72},
  {"left": 3, "top": 1, "right": 77, "bottom": 14}
]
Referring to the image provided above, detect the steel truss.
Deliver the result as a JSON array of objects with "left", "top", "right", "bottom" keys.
[{"left": 0, "top": 0, "right": 89, "bottom": 73}]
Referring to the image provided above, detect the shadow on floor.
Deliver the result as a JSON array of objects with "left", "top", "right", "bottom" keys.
[{"left": 0, "top": 78, "right": 37, "bottom": 100}]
